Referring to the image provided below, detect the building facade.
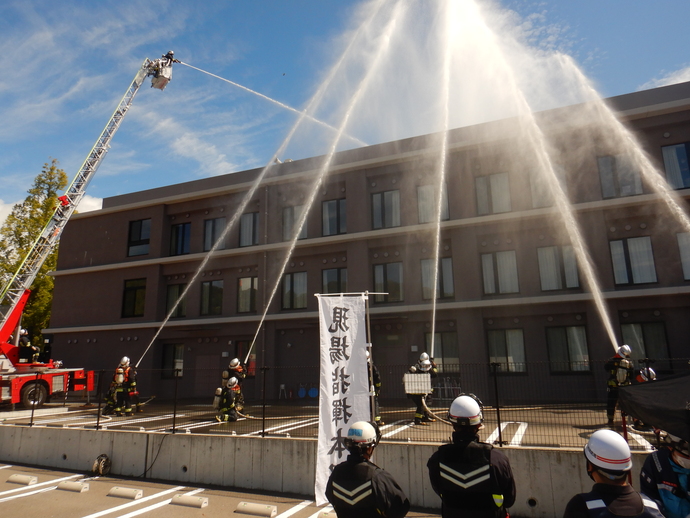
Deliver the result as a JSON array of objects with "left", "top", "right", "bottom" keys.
[{"left": 48, "top": 82, "right": 690, "bottom": 402}]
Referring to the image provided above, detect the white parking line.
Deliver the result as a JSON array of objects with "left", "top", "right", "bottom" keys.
[
  {"left": 0, "top": 465, "right": 12, "bottom": 469},
  {"left": 115, "top": 489, "right": 205, "bottom": 518},
  {"left": 381, "top": 420, "right": 413, "bottom": 438},
  {"left": 81, "top": 486, "right": 186, "bottom": 518},
  {"left": 307, "top": 505, "right": 332, "bottom": 518},
  {"left": 276, "top": 500, "right": 313, "bottom": 518},
  {"left": 485, "top": 422, "right": 529, "bottom": 445},
  {"left": 243, "top": 418, "right": 319, "bottom": 436},
  {"left": 0, "top": 474, "right": 82, "bottom": 497},
  {"left": 628, "top": 430, "right": 654, "bottom": 451},
  {"left": 0, "top": 485, "right": 57, "bottom": 502}
]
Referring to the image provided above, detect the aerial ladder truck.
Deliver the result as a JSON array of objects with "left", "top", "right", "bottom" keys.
[{"left": 0, "top": 52, "right": 177, "bottom": 408}]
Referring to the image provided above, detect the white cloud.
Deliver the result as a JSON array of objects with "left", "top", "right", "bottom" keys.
[
  {"left": 638, "top": 66, "right": 690, "bottom": 91},
  {"left": 76, "top": 194, "right": 102, "bottom": 213},
  {"left": 0, "top": 199, "right": 18, "bottom": 228}
]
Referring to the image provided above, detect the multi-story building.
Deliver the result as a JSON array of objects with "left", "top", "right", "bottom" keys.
[{"left": 48, "top": 81, "right": 690, "bottom": 402}]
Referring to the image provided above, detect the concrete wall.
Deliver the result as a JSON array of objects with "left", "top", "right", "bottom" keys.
[{"left": 0, "top": 425, "right": 647, "bottom": 518}]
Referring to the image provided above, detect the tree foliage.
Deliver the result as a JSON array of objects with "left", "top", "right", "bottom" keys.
[{"left": 0, "top": 159, "right": 68, "bottom": 347}]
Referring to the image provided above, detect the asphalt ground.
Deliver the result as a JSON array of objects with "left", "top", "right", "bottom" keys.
[
  {"left": 0, "top": 463, "right": 441, "bottom": 518},
  {"left": 0, "top": 400, "right": 659, "bottom": 451}
]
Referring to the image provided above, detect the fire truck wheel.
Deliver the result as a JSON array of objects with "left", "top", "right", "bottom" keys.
[{"left": 20, "top": 383, "right": 47, "bottom": 409}]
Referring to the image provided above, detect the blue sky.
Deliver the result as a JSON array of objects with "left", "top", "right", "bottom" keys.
[{"left": 0, "top": 0, "right": 688, "bottom": 224}]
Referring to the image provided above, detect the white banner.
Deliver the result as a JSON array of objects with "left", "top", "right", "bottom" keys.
[{"left": 314, "top": 294, "right": 370, "bottom": 506}]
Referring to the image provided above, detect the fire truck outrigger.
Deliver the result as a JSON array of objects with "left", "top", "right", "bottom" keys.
[{"left": 0, "top": 52, "right": 178, "bottom": 408}]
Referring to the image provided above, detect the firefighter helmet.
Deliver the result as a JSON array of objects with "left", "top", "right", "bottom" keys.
[
  {"left": 639, "top": 367, "right": 656, "bottom": 382},
  {"left": 584, "top": 430, "right": 632, "bottom": 474},
  {"left": 20, "top": 329, "right": 28, "bottom": 335},
  {"left": 344, "top": 421, "right": 380, "bottom": 450},
  {"left": 229, "top": 358, "right": 240, "bottom": 369},
  {"left": 419, "top": 359, "right": 432, "bottom": 372},
  {"left": 227, "top": 377, "right": 238, "bottom": 388},
  {"left": 617, "top": 345, "right": 631, "bottom": 357},
  {"left": 120, "top": 356, "right": 130, "bottom": 367},
  {"left": 448, "top": 394, "right": 483, "bottom": 426},
  {"left": 420, "top": 352, "right": 430, "bottom": 362}
]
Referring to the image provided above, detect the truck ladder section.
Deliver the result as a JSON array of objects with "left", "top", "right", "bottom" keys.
[{"left": 0, "top": 57, "right": 171, "bottom": 351}]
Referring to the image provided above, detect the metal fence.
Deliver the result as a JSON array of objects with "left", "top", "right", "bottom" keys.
[{"left": 12, "top": 358, "right": 685, "bottom": 451}]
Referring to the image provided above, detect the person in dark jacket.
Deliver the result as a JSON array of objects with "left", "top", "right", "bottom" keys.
[
  {"left": 604, "top": 345, "right": 634, "bottom": 428},
  {"left": 563, "top": 429, "right": 663, "bottom": 518},
  {"left": 640, "top": 433, "right": 690, "bottom": 518},
  {"left": 427, "top": 394, "right": 515, "bottom": 518},
  {"left": 326, "top": 421, "right": 409, "bottom": 518},
  {"left": 216, "top": 377, "right": 241, "bottom": 422}
]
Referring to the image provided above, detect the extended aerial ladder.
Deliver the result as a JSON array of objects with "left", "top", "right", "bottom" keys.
[{"left": 0, "top": 52, "right": 177, "bottom": 405}]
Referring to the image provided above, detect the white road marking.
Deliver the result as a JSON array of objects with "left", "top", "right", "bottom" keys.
[
  {"left": 243, "top": 418, "right": 319, "bottom": 436},
  {"left": 80, "top": 486, "right": 186, "bottom": 518},
  {"left": 486, "top": 422, "right": 529, "bottom": 445},
  {"left": 627, "top": 430, "right": 654, "bottom": 451},
  {"left": 307, "top": 505, "right": 333, "bottom": 518},
  {"left": 115, "top": 489, "right": 205, "bottom": 518},
  {"left": 0, "top": 465, "right": 12, "bottom": 469},
  {"left": 276, "top": 500, "right": 313, "bottom": 518},
  {"left": 0, "top": 485, "right": 56, "bottom": 502},
  {"left": 0, "top": 474, "right": 82, "bottom": 497},
  {"left": 381, "top": 420, "right": 414, "bottom": 438}
]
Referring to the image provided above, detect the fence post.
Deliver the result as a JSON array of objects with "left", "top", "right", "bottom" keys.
[
  {"left": 95, "top": 370, "right": 104, "bottom": 431},
  {"left": 490, "top": 362, "right": 503, "bottom": 446},
  {"left": 172, "top": 368, "right": 180, "bottom": 434},
  {"left": 261, "top": 366, "right": 269, "bottom": 437}
]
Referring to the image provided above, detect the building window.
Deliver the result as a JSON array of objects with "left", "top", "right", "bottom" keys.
[
  {"left": 204, "top": 217, "right": 226, "bottom": 252},
  {"left": 546, "top": 326, "right": 590, "bottom": 372},
  {"left": 283, "top": 206, "right": 307, "bottom": 241},
  {"left": 662, "top": 142, "right": 690, "bottom": 189},
  {"left": 418, "top": 184, "right": 449, "bottom": 224},
  {"left": 127, "top": 219, "right": 151, "bottom": 257},
  {"left": 122, "top": 278, "right": 146, "bottom": 318},
  {"left": 488, "top": 328, "right": 526, "bottom": 372},
  {"left": 170, "top": 222, "right": 191, "bottom": 256},
  {"left": 240, "top": 213, "right": 259, "bottom": 247},
  {"left": 200, "top": 280, "right": 223, "bottom": 316},
  {"left": 282, "top": 272, "right": 307, "bottom": 309},
  {"left": 421, "top": 257, "right": 454, "bottom": 299},
  {"left": 531, "top": 165, "right": 568, "bottom": 209},
  {"left": 677, "top": 233, "right": 690, "bottom": 280},
  {"left": 162, "top": 343, "right": 184, "bottom": 378},
  {"left": 424, "top": 332, "right": 459, "bottom": 371},
  {"left": 373, "top": 262, "right": 403, "bottom": 303},
  {"left": 621, "top": 322, "right": 670, "bottom": 370},
  {"left": 537, "top": 245, "right": 579, "bottom": 291},
  {"left": 372, "top": 190, "right": 400, "bottom": 229},
  {"left": 481, "top": 251, "right": 519, "bottom": 294},
  {"left": 323, "top": 268, "right": 347, "bottom": 294},
  {"left": 598, "top": 155, "right": 642, "bottom": 199},
  {"left": 476, "top": 173, "right": 511, "bottom": 215},
  {"left": 610, "top": 237, "right": 657, "bottom": 285},
  {"left": 166, "top": 284, "right": 186, "bottom": 318},
  {"left": 323, "top": 199, "right": 346, "bottom": 236},
  {"left": 238, "top": 276, "right": 258, "bottom": 313}
]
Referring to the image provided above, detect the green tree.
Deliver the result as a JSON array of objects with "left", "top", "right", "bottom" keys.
[{"left": 0, "top": 159, "right": 68, "bottom": 347}]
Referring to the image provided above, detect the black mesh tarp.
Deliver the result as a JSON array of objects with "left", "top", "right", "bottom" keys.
[{"left": 619, "top": 372, "right": 690, "bottom": 441}]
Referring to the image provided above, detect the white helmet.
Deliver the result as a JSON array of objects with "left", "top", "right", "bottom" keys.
[
  {"left": 365, "top": 349, "right": 371, "bottom": 360},
  {"left": 20, "top": 329, "right": 28, "bottom": 335},
  {"left": 344, "top": 421, "right": 379, "bottom": 449},
  {"left": 419, "top": 359, "right": 432, "bottom": 372},
  {"left": 229, "top": 358, "right": 240, "bottom": 369},
  {"left": 227, "top": 377, "right": 238, "bottom": 388},
  {"left": 584, "top": 430, "right": 632, "bottom": 473},
  {"left": 120, "top": 356, "right": 130, "bottom": 367},
  {"left": 617, "top": 345, "right": 631, "bottom": 357},
  {"left": 448, "top": 395, "right": 483, "bottom": 426},
  {"left": 639, "top": 367, "right": 656, "bottom": 382},
  {"left": 420, "top": 352, "right": 430, "bottom": 362}
]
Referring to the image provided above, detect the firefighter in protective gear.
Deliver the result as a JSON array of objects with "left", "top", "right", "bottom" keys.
[
  {"left": 112, "top": 367, "right": 127, "bottom": 416},
  {"left": 407, "top": 355, "right": 438, "bottom": 425},
  {"left": 631, "top": 365, "right": 656, "bottom": 431},
  {"left": 564, "top": 429, "right": 663, "bottom": 518},
  {"left": 119, "top": 356, "right": 141, "bottom": 414},
  {"left": 216, "top": 377, "right": 241, "bottom": 422},
  {"left": 427, "top": 394, "right": 515, "bottom": 518},
  {"left": 640, "top": 433, "right": 690, "bottom": 518},
  {"left": 604, "top": 345, "right": 634, "bottom": 428},
  {"left": 18, "top": 329, "right": 39, "bottom": 363},
  {"left": 326, "top": 421, "right": 410, "bottom": 518},
  {"left": 226, "top": 358, "right": 246, "bottom": 411},
  {"left": 367, "top": 349, "right": 383, "bottom": 425}
]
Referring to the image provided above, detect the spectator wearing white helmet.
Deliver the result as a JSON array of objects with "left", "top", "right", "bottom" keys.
[
  {"left": 427, "top": 394, "right": 515, "bottom": 518},
  {"left": 604, "top": 345, "right": 634, "bottom": 428},
  {"left": 640, "top": 432, "right": 690, "bottom": 518},
  {"left": 563, "top": 429, "right": 663, "bottom": 518},
  {"left": 326, "top": 421, "right": 409, "bottom": 518}
]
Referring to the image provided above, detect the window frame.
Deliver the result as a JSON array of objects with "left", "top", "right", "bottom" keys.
[
  {"left": 372, "top": 190, "right": 401, "bottom": 230},
  {"left": 545, "top": 325, "right": 590, "bottom": 373},
  {"left": 373, "top": 262, "right": 404, "bottom": 303},
  {"left": 609, "top": 236, "right": 657, "bottom": 285},
  {"left": 481, "top": 250, "right": 519, "bottom": 295},
  {"left": 283, "top": 205, "right": 308, "bottom": 241},
  {"left": 322, "top": 267, "right": 348, "bottom": 294},
  {"left": 620, "top": 321, "right": 671, "bottom": 371},
  {"left": 239, "top": 212, "right": 259, "bottom": 247},
  {"left": 122, "top": 278, "right": 146, "bottom": 318},
  {"left": 238, "top": 276, "right": 258, "bottom": 313},
  {"left": 200, "top": 279, "right": 223, "bottom": 316},
  {"left": 170, "top": 222, "right": 191, "bottom": 256},
  {"left": 166, "top": 283, "right": 187, "bottom": 318},
  {"left": 161, "top": 343, "right": 184, "bottom": 379},
  {"left": 417, "top": 183, "right": 449, "bottom": 224},
  {"left": 661, "top": 142, "right": 690, "bottom": 190},
  {"left": 127, "top": 219, "right": 151, "bottom": 257},
  {"left": 203, "top": 217, "right": 227, "bottom": 252},
  {"left": 282, "top": 271, "right": 308, "bottom": 309},
  {"left": 476, "top": 172, "right": 511, "bottom": 215},
  {"left": 537, "top": 245, "right": 580, "bottom": 291},
  {"left": 598, "top": 154, "right": 643, "bottom": 199},
  {"left": 487, "top": 328, "right": 526, "bottom": 373},
  {"left": 421, "top": 257, "right": 454, "bottom": 300},
  {"left": 322, "top": 199, "right": 347, "bottom": 236}
]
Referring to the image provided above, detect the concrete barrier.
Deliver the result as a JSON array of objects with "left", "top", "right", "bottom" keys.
[{"left": 0, "top": 425, "right": 647, "bottom": 517}]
